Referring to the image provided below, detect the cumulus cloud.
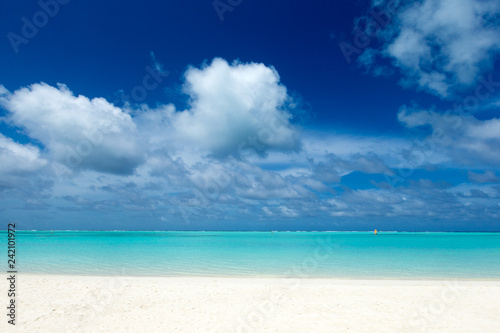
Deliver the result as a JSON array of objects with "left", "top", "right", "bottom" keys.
[
  {"left": 173, "top": 58, "right": 301, "bottom": 157},
  {"left": 363, "top": 0, "right": 500, "bottom": 97},
  {"left": 0, "top": 83, "right": 144, "bottom": 174},
  {"left": 134, "top": 58, "right": 302, "bottom": 160}
]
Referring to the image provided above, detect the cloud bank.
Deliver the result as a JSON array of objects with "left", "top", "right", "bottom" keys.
[{"left": 0, "top": 57, "right": 499, "bottom": 229}]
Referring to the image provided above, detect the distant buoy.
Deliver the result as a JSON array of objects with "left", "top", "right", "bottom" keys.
[{"left": 374, "top": 229, "right": 378, "bottom": 235}]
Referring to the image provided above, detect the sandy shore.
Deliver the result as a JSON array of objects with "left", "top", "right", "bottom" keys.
[{"left": 2, "top": 275, "right": 499, "bottom": 332}]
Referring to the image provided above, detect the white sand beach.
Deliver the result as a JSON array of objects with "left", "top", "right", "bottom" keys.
[{"left": 3, "top": 275, "right": 500, "bottom": 332}]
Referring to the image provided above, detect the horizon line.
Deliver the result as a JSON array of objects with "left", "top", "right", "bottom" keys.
[{"left": 2, "top": 229, "right": 500, "bottom": 233}]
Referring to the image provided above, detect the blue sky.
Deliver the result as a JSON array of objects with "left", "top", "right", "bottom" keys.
[{"left": 1, "top": 0, "right": 499, "bottom": 231}]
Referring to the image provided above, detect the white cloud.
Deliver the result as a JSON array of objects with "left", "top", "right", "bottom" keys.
[
  {"left": 0, "top": 133, "right": 47, "bottom": 175},
  {"left": 279, "top": 205, "right": 298, "bottom": 217},
  {"left": 301, "top": 132, "right": 418, "bottom": 170},
  {"left": 0, "top": 133, "right": 51, "bottom": 197},
  {"left": 133, "top": 58, "right": 302, "bottom": 161},
  {"left": 262, "top": 206, "right": 273, "bottom": 216},
  {"left": 1, "top": 83, "right": 144, "bottom": 174},
  {"left": 398, "top": 106, "right": 500, "bottom": 167},
  {"left": 173, "top": 58, "right": 301, "bottom": 157},
  {"left": 368, "top": 0, "right": 500, "bottom": 97},
  {"left": 320, "top": 153, "right": 394, "bottom": 176}
]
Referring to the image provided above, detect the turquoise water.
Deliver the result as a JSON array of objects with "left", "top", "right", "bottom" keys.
[{"left": 1, "top": 231, "right": 500, "bottom": 279}]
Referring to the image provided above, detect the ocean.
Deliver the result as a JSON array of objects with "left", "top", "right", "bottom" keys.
[{"left": 3, "top": 231, "right": 500, "bottom": 279}]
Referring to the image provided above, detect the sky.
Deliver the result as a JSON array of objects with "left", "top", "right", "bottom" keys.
[{"left": 0, "top": 0, "right": 499, "bottom": 231}]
